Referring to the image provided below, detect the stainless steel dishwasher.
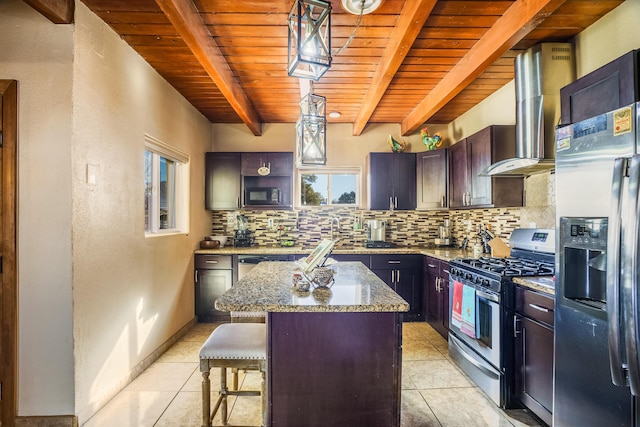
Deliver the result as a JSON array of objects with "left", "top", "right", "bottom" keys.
[{"left": 236, "top": 254, "right": 291, "bottom": 282}]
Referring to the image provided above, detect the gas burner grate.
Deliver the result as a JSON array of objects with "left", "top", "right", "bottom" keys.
[{"left": 458, "top": 256, "right": 554, "bottom": 277}]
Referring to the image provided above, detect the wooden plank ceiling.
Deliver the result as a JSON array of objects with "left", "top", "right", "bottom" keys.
[{"left": 77, "top": 0, "right": 624, "bottom": 136}]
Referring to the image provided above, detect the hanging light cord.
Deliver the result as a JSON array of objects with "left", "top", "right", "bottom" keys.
[{"left": 332, "top": 0, "right": 366, "bottom": 56}]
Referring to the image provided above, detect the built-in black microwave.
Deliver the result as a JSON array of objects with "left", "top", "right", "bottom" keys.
[{"left": 245, "top": 187, "right": 281, "bottom": 205}]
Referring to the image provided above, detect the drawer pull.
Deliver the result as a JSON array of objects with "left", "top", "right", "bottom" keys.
[
  {"left": 528, "top": 303, "right": 551, "bottom": 313},
  {"left": 206, "top": 260, "right": 219, "bottom": 264},
  {"left": 427, "top": 264, "right": 437, "bottom": 268},
  {"left": 388, "top": 261, "right": 401, "bottom": 264}
]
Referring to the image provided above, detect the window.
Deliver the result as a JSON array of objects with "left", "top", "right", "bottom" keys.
[
  {"left": 299, "top": 168, "right": 360, "bottom": 207},
  {"left": 144, "top": 135, "right": 190, "bottom": 235}
]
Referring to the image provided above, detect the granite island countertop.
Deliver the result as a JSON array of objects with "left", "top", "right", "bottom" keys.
[
  {"left": 196, "top": 245, "right": 473, "bottom": 262},
  {"left": 215, "top": 261, "right": 410, "bottom": 313}
]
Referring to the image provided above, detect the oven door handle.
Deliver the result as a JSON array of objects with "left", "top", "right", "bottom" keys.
[
  {"left": 449, "top": 334, "right": 500, "bottom": 379},
  {"left": 476, "top": 289, "right": 499, "bottom": 304}
]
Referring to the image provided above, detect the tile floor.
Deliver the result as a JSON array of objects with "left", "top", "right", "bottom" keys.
[{"left": 84, "top": 321, "right": 543, "bottom": 427}]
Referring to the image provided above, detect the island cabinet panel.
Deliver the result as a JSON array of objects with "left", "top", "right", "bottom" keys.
[
  {"left": 416, "top": 149, "right": 448, "bottom": 209},
  {"left": 368, "top": 152, "right": 416, "bottom": 210},
  {"left": 370, "top": 254, "right": 423, "bottom": 321},
  {"left": 205, "top": 152, "right": 241, "bottom": 210},
  {"left": 268, "top": 312, "right": 402, "bottom": 427}
]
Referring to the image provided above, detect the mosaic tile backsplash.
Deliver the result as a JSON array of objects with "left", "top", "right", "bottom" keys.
[{"left": 209, "top": 207, "right": 523, "bottom": 249}]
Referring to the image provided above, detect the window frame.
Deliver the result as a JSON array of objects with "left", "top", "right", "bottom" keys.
[
  {"left": 144, "top": 134, "right": 190, "bottom": 236},
  {"left": 296, "top": 167, "right": 362, "bottom": 208}
]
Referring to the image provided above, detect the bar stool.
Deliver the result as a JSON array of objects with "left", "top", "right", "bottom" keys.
[{"left": 199, "top": 323, "right": 267, "bottom": 427}]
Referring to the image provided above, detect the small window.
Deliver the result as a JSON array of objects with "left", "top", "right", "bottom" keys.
[
  {"left": 299, "top": 169, "right": 360, "bottom": 207},
  {"left": 145, "top": 135, "right": 190, "bottom": 235}
]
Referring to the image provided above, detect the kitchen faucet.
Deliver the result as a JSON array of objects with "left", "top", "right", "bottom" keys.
[{"left": 330, "top": 217, "right": 341, "bottom": 241}]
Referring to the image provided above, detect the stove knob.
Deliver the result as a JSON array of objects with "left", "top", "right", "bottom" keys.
[{"left": 482, "top": 279, "right": 490, "bottom": 287}]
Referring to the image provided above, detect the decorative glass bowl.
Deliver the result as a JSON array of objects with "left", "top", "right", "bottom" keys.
[{"left": 310, "top": 267, "right": 335, "bottom": 288}]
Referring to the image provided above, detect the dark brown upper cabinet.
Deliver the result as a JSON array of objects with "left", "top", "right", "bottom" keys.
[{"left": 449, "top": 125, "right": 524, "bottom": 209}]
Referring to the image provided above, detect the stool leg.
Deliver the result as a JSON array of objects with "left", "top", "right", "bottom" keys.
[
  {"left": 201, "top": 369, "right": 211, "bottom": 427},
  {"left": 220, "top": 367, "right": 228, "bottom": 425},
  {"left": 232, "top": 368, "right": 239, "bottom": 390},
  {"left": 260, "top": 369, "right": 267, "bottom": 427}
]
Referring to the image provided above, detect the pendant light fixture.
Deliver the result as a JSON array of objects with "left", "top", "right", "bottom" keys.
[
  {"left": 296, "top": 92, "right": 327, "bottom": 166},
  {"left": 287, "top": 0, "right": 332, "bottom": 81}
]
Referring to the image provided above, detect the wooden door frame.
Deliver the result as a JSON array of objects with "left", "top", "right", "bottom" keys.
[{"left": 0, "top": 80, "right": 18, "bottom": 426}]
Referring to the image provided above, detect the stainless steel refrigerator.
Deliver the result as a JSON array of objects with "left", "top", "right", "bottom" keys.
[{"left": 555, "top": 102, "right": 640, "bottom": 426}]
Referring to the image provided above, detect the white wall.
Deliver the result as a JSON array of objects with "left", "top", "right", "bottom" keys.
[
  {"left": 1, "top": 0, "right": 213, "bottom": 422},
  {"left": 0, "top": 0, "right": 75, "bottom": 415},
  {"left": 71, "top": 4, "right": 212, "bottom": 423},
  {"left": 573, "top": 0, "right": 640, "bottom": 77}
]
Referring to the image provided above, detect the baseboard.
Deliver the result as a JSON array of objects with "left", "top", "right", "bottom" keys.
[
  {"left": 15, "top": 416, "right": 78, "bottom": 427},
  {"left": 76, "top": 316, "right": 198, "bottom": 423}
]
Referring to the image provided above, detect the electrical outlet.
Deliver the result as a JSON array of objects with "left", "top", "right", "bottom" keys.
[{"left": 268, "top": 218, "right": 274, "bottom": 228}]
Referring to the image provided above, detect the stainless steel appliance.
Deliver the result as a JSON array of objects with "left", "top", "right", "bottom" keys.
[
  {"left": 364, "top": 220, "right": 396, "bottom": 248},
  {"left": 448, "top": 229, "right": 555, "bottom": 407},
  {"left": 484, "top": 43, "right": 575, "bottom": 176},
  {"left": 554, "top": 102, "right": 640, "bottom": 426},
  {"left": 435, "top": 219, "right": 451, "bottom": 246},
  {"left": 245, "top": 186, "right": 281, "bottom": 205},
  {"left": 234, "top": 214, "right": 254, "bottom": 247}
]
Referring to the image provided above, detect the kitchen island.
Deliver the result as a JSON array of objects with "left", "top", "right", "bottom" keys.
[{"left": 215, "top": 261, "right": 409, "bottom": 427}]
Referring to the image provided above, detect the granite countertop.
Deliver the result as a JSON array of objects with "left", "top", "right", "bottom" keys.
[
  {"left": 215, "top": 261, "right": 410, "bottom": 313},
  {"left": 195, "top": 245, "right": 473, "bottom": 262},
  {"left": 513, "top": 276, "right": 556, "bottom": 296}
]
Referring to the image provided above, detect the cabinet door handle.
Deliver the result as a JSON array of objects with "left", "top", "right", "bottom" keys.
[
  {"left": 389, "top": 196, "right": 393, "bottom": 210},
  {"left": 528, "top": 303, "right": 551, "bottom": 313},
  {"left": 514, "top": 316, "right": 521, "bottom": 337},
  {"left": 442, "top": 196, "right": 445, "bottom": 208},
  {"left": 391, "top": 270, "right": 395, "bottom": 283},
  {"left": 195, "top": 270, "right": 198, "bottom": 283},
  {"left": 396, "top": 269, "right": 400, "bottom": 283},
  {"left": 394, "top": 197, "right": 398, "bottom": 208},
  {"left": 435, "top": 277, "right": 440, "bottom": 292}
]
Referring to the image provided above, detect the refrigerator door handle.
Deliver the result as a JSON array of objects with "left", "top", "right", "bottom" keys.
[
  {"left": 624, "top": 155, "right": 640, "bottom": 396},
  {"left": 607, "top": 157, "right": 627, "bottom": 387}
]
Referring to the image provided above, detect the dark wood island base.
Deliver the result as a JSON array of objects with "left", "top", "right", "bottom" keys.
[{"left": 268, "top": 311, "right": 402, "bottom": 427}]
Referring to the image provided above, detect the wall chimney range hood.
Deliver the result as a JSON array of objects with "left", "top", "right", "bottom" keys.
[{"left": 484, "top": 43, "right": 576, "bottom": 176}]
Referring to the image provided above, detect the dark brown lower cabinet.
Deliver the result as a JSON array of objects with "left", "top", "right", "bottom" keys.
[
  {"left": 268, "top": 312, "right": 402, "bottom": 427},
  {"left": 424, "top": 256, "right": 450, "bottom": 338},
  {"left": 512, "top": 286, "right": 554, "bottom": 426}
]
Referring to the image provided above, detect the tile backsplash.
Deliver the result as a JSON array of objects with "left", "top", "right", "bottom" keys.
[{"left": 210, "top": 206, "right": 524, "bottom": 248}]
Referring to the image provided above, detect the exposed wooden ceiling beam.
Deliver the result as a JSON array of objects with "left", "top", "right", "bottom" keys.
[
  {"left": 401, "top": 0, "right": 567, "bottom": 135},
  {"left": 352, "top": 0, "right": 437, "bottom": 136},
  {"left": 154, "top": 0, "right": 262, "bottom": 135},
  {"left": 24, "top": 0, "right": 74, "bottom": 24}
]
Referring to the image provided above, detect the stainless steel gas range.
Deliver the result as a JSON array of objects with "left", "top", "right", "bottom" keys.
[{"left": 447, "top": 228, "right": 555, "bottom": 407}]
